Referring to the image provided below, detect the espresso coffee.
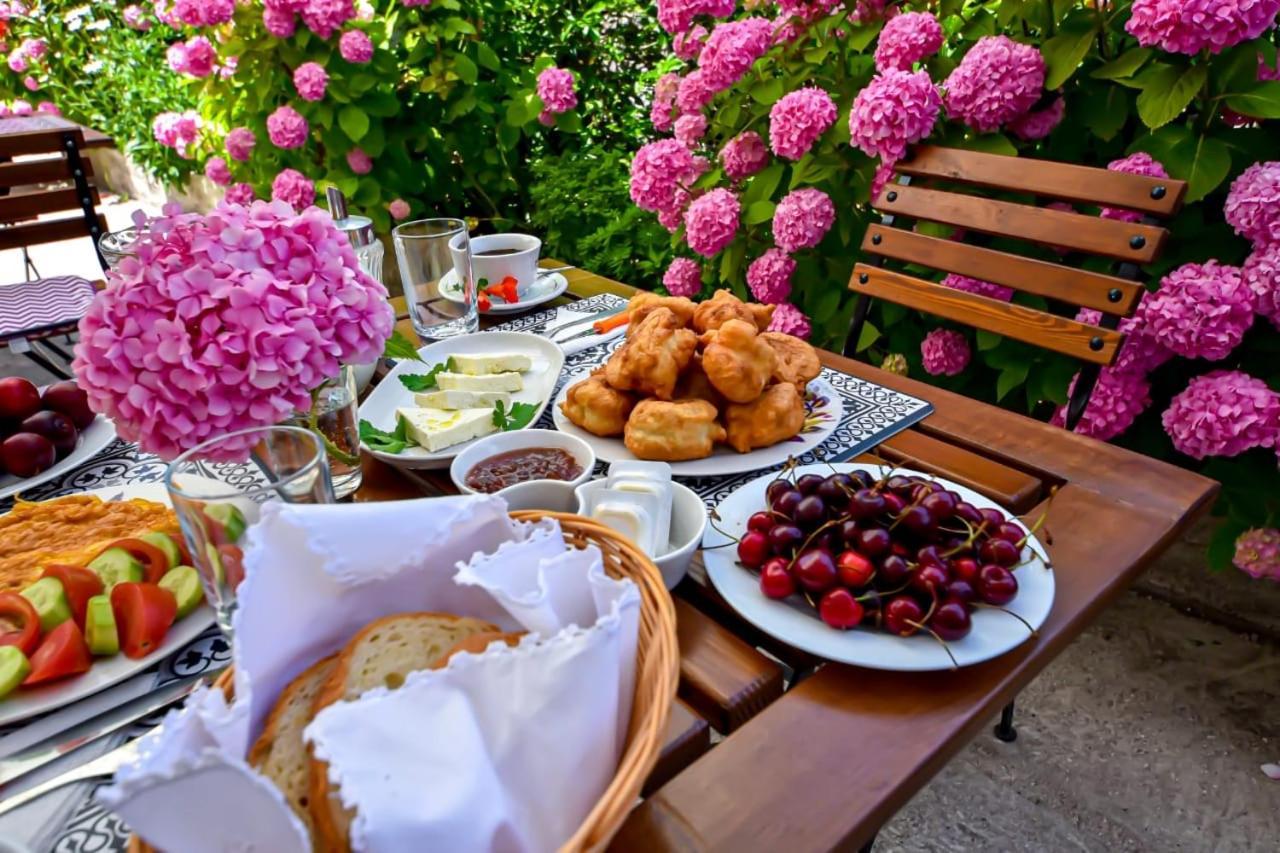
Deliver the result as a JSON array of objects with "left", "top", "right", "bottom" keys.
[{"left": 475, "top": 247, "right": 523, "bottom": 256}]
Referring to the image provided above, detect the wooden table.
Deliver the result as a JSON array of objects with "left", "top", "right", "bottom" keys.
[{"left": 367, "top": 264, "right": 1217, "bottom": 851}]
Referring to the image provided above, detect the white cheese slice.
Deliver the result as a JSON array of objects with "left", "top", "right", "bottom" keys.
[
  {"left": 395, "top": 407, "right": 498, "bottom": 453},
  {"left": 450, "top": 352, "right": 533, "bottom": 375},
  {"left": 436, "top": 371, "right": 524, "bottom": 392},
  {"left": 414, "top": 389, "right": 512, "bottom": 410}
]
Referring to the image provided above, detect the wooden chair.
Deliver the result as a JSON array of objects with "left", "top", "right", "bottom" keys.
[
  {"left": 0, "top": 115, "right": 109, "bottom": 378},
  {"left": 846, "top": 145, "right": 1187, "bottom": 430}
]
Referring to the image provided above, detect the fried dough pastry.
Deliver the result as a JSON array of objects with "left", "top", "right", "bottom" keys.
[
  {"left": 627, "top": 291, "right": 696, "bottom": 334},
  {"left": 691, "top": 289, "right": 775, "bottom": 334},
  {"left": 624, "top": 399, "right": 726, "bottom": 461},
  {"left": 724, "top": 382, "right": 806, "bottom": 454},
  {"left": 760, "top": 331, "right": 822, "bottom": 387},
  {"left": 560, "top": 370, "right": 636, "bottom": 437},
  {"left": 604, "top": 307, "right": 697, "bottom": 400},
  {"left": 674, "top": 353, "right": 724, "bottom": 409},
  {"left": 700, "top": 319, "right": 778, "bottom": 403}
]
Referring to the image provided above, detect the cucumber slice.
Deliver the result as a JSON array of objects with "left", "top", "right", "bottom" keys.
[
  {"left": 140, "top": 531, "right": 180, "bottom": 569},
  {"left": 88, "top": 547, "right": 144, "bottom": 590},
  {"left": 203, "top": 503, "right": 247, "bottom": 543},
  {"left": 0, "top": 646, "right": 30, "bottom": 698},
  {"left": 158, "top": 566, "right": 204, "bottom": 619},
  {"left": 20, "top": 577, "right": 73, "bottom": 633},
  {"left": 84, "top": 595, "right": 120, "bottom": 656}
]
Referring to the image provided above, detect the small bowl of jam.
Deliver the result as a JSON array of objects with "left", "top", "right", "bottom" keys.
[{"left": 450, "top": 429, "right": 595, "bottom": 498}]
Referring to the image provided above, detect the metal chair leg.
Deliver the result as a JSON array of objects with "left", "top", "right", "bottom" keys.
[
  {"left": 994, "top": 700, "right": 1017, "bottom": 742},
  {"left": 22, "top": 346, "right": 72, "bottom": 380}
]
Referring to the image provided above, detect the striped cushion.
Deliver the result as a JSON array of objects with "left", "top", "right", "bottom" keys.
[{"left": 0, "top": 275, "right": 96, "bottom": 339}]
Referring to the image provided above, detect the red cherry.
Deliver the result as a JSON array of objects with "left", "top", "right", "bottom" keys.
[
  {"left": 952, "top": 557, "right": 980, "bottom": 583},
  {"left": 795, "top": 473, "right": 825, "bottom": 495},
  {"left": 953, "top": 501, "right": 983, "bottom": 526},
  {"left": 916, "top": 544, "right": 949, "bottom": 569},
  {"left": 856, "top": 527, "right": 891, "bottom": 557},
  {"left": 897, "top": 504, "right": 936, "bottom": 536},
  {"left": 929, "top": 599, "right": 973, "bottom": 641},
  {"left": 792, "top": 549, "right": 837, "bottom": 593},
  {"left": 836, "top": 549, "right": 875, "bottom": 588},
  {"left": 767, "top": 523, "right": 804, "bottom": 556},
  {"left": 747, "top": 512, "right": 776, "bottom": 534},
  {"left": 883, "top": 596, "right": 924, "bottom": 637},
  {"left": 979, "top": 507, "right": 1007, "bottom": 528},
  {"left": 737, "top": 530, "right": 770, "bottom": 569},
  {"left": 921, "top": 490, "right": 956, "bottom": 519},
  {"left": 993, "top": 522, "right": 1024, "bottom": 544},
  {"left": 759, "top": 557, "right": 796, "bottom": 599},
  {"left": 772, "top": 489, "right": 803, "bottom": 519},
  {"left": 819, "top": 588, "right": 864, "bottom": 630},
  {"left": 878, "top": 554, "right": 912, "bottom": 586},
  {"left": 979, "top": 537, "right": 1020, "bottom": 567},
  {"left": 945, "top": 578, "right": 977, "bottom": 604},
  {"left": 765, "top": 479, "right": 794, "bottom": 505},
  {"left": 976, "top": 564, "right": 1018, "bottom": 605},
  {"left": 882, "top": 491, "right": 907, "bottom": 516},
  {"left": 838, "top": 519, "right": 860, "bottom": 547},
  {"left": 909, "top": 564, "right": 950, "bottom": 598},
  {"left": 848, "top": 488, "right": 886, "bottom": 520}
]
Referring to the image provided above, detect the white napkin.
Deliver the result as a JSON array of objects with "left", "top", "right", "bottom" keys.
[
  {"left": 98, "top": 494, "right": 641, "bottom": 853},
  {"left": 550, "top": 305, "right": 628, "bottom": 357}
]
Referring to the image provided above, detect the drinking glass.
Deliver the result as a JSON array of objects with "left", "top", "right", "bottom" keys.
[
  {"left": 164, "top": 426, "right": 335, "bottom": 636},
  {"left": 393, "top": 217, "right": 478, "bottom": 340},
  {"left": 98, "top": 226, "right": 139, "bottom": 270}
]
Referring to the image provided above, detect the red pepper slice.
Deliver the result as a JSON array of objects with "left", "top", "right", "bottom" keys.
[
  {"left": 0, "top": 592, "right": 41, "bottom": 657},
  {"left": 93, "top": 538, "right": 170, "bottom": 584},
  {"left": 478, "top": 292, "right": 492, "bottom": 312}
]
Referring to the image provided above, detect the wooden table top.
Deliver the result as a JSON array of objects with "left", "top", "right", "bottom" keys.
[{"left": 367, "top": 263, "right": 1217, "bottom": 851}]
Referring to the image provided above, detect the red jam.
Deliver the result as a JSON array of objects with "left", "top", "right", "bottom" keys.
[{"left": 465, "top": 447, "right": 584, "bottom": 493}]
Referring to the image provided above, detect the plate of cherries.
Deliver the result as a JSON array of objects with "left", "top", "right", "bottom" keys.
[{"left": 701, "top": 463, "right": 1054, "bottom": 671}]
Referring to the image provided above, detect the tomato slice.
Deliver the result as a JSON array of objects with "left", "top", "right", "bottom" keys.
[
  {"left": 218, "top": 544, "right": 246, "bottom": 591},
  {"left": 110, "top": 582, "right": 177, "bottom": 659},
  {"left": 40, "top": 565, "right": 104, "bottom": 627},
  {"left": 23, "top": 620, "right": 92, "bottom": 685},
  {"left": 0, "top": 592, "right": 41, "bottom": 657},
  {"left": 94, "top": 538, "right": 169, "bottom": 584}
]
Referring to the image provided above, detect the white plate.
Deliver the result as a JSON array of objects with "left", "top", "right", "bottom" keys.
[
  {"left": 551, "top": 370, "right": 843, "bottom": 478},
  {"left": 359, "top": 331, "right": 565, "bottom": 470},
  {"left": 0, "top": 415, "right": 116, "bottom": 501},
  {"left": 701, "top": 463, "right": 1055, "bottom": 671},
  {"left": 0, "top": 483, "right": 217, "bottom": 726},
  {"left": 440, "top": 270, "right": 569, "bottom": 314}
]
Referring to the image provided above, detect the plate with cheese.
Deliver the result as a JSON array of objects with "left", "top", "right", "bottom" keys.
[{"left": 358, "top": 332, "right": 565, "bottom": 469}]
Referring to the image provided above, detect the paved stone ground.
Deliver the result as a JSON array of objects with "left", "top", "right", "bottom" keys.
[{"left": 4, "top": 199, "right": 1279, "bottom": 851}]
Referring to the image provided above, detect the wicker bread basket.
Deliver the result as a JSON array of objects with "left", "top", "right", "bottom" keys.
[{"left": 130, "top": 510, "right": 679, "bottom": 853}]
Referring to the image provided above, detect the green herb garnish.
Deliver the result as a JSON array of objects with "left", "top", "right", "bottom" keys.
[
  {"left": 398, "top": 357, "right": 456, "bottom": 392},
  {"left": 382, "top": 329, "right": 424, "bottom": 363},
  {"left": 492, "top": 400, "right": 539, "bottom": 431},
  {"left": 359, "top": 417, "right": 414, "bottom": 454}
]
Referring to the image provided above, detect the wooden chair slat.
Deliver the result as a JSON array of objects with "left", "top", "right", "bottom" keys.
[
  {"left": 850, "top": 264, "right": 1122, "bottom": 364},
  {"left": 896, "top": 145, "right": 1187, "bottom": 216},
  {"left": 675, "top": 598, "right": 784, "bottom": 733},
  {"left": 0, "top": 125, "right": 85, "bottom": 157},
  {"left": 0, "top": 155, "right": 91, "bottom": 188},
  {"left": 861, "top": 225, "right": 1144, "bottom": 315},
  {"left": 875, "top": 184, "right": 1166, "bottom": 263},
  {"left": 0, "top": 186, "right": 99, "bottom": 223},
  {"left": 873, "top": 430, "right": 1044, "bottom": 514},
  {"left": 0, "top": 213, "right": 106, "bottom": 252}
]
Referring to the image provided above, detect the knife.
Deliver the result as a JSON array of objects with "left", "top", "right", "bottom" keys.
[{"left": 0, "top": 667, "right": 224, "bottom": 790}]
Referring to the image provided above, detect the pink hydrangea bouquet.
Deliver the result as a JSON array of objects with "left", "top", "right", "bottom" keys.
[{"left": 72, "top": 201, "right": 394, "bottom": 460}]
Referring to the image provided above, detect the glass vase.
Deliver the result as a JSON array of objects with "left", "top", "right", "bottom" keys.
[{"left": 291, "top": 365, "right": 363, "bottom": 500}]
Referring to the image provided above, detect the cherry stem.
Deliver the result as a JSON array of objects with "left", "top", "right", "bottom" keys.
[
  {"left": 705, "top": 510, "right": 742, "bottom": 549},
  {"left": 907, "top": 619, "right": 959, "bottom": 670},
  {"left": 972, "top": 602, "right": 1037, "bottom": 635}
]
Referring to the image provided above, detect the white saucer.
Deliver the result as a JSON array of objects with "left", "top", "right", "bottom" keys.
[{"left": 440, "top": 270, "right": 569, "bottom": 314}]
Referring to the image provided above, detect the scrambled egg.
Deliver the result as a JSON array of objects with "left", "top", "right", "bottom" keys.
[{"left": 0, "top": 495, "right": 178, "bottom": 593}]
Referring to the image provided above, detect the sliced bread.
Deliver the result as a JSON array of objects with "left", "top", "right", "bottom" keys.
[
  {"left": 307, "top": 612, "right": 501, "bottom": 852},
  {"left": 247, "top": 654, "right": 338, "bottom": 847}
]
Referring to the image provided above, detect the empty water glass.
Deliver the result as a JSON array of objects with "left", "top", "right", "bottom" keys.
[{"left": 393, "top": 217, "right": 478, "bottom": 340}]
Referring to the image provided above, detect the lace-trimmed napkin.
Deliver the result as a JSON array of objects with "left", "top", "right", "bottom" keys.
[{"left": 97, "top": 495, "right": 641, "bottom": 852}]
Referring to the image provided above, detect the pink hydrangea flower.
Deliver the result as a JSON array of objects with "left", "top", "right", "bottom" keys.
[
  {"left": 6, "top": 50, "right": 26, "bottom": 74},
  {"left": 292, "top": 62, "right": 329, "bottom": 101},
  {"left": 225, "top": 127, "right": 256, "bottom": 162},
  {"left": 71, "top": 201, "right": 393, "bottom": 460},
  {"left": 698, "top": 17, "right": 773, "bottom": 93},
  {"left": 675, "top": 113, "right": 708, "bottom": 148},
  {"left": 168, "top": 36, "right": 216, "bottom": 78},
  {"left": 941, "top": 273, "right": 1013, "bottom": 302},
  {"left": 537, "top": 66, "right": 578, "bottom": 114},
  {"left": 676, "top": 70, "right": 715, "bottom": 115},
  {"left": 272, "top": 168, "right": 315, "bottom": 211},
  {"left": 1100, "top": 152, "right": 1169, "bottom": 222},
  {"left": 630, "top": 138, "right": 704, "bottom": 214},
  {"left": 1234, "top": 528, "right": 1280, "bottom": 581},
  {"left": 658, "top": 0, "right": 735, "bottom": 35},
  {"left": 1243, "top": 243, "right": 1280, "bottom": 328},
  {"left": 663, "top": 257, "right": 703, "bottom": 297},
  {"left": 123, "top": 5, "right": 152, "bottom": 29},
  {"left": 21, "top": 75, "right": 35, "bottom": 92},
  {"left": 20, "top": 38, "right": 45, "bottom": 59},
  {"left": 1051, "top": 368, "right": 1152, "bottom": 441},
  {"left": 301, "top": 0, "right": 355, "bottom": 39},
  {"left": 684, "top": 188, "right": 740, "bottom": 256},
  {"left": 769, "top": 86, "right": 837, "bottom": 161},
  {"left": 720, "top": 131, "right": 768, "bottom": 180},
  {"left": 767, "top": 302, "right": 811, "bottom": 339},
  {"left": 777, "top": 0, "right": 841, "bottom": 23},
  {"left": 35, "top": 101, "right": 58, "bottom": 115},
  {"left": 388, "top": 198, "right": 411, "bottom": 220},
  {"left": 1162, "top": 369, "right": 1280, "bottom": 459},
  {"left": 1141, "top": 261, "right": 1255, "bottom": 361},
  {"left": 152, "top": 110, "right": 202, "bottom": 157},
  {"left": 874, "top": 11, "right": 944, "bottom": 72},
  {"left": 920, "top": 329, "right": 970, "bottom": 376},
  {"left": 346, "top": 147, "right": 373, "bottom": 174},
  {"left": 173, "top": 0, "right": 234, "bottom": 26},
  {"left": 1126, "top": 0, "right": 1280, "bottom": 56},
  {"left": 339, "top": 29, "right": 373, "bottom": 63},
  {"left": 650, "top": 72, "right": 679, "bottom": 133},
  {"left": 870, "top": 159, "right": 896, "bottom": 200},
  {"left": 772, "top": 14, "right": 804, "bottom": 45},
  {"left": 9, "top": 99, "right": 31, "bottom": 117},
  {"left": 267, "top": 104, "right": 309, "bottom": 149},
  {"left": 747, "top": 248, "right": 795, "bottom": 304},
  {"left": 263, "top": 6, "right": 297, "bottom": 37},
  {"left": 772, "top": 187, "right": 835, "bottom": 252},
  {"left": 944, "top": 35, "right": 1045, "bottom": 133},
  {"left": 1008, "top": 96, "right": 1064, "bottom": 141},
  {"left": 1075, "top": 307, "right": 1173, "bottom": 376},
  {"left": 403, "top": 0, "right": 433, "bottom": 6},
  {"left": 1224, "top": 161, "right": 1280, "bottom": 247},
  {"left": 849, "top": 69, "right": 941, "bottom": 161},
  {"left": 674, "top": 25, "right": 707, "bottom": 61},
  {"left": 224, "top": 182, "right": 255, "bottom": 206},
  {"left": 205, "top": 156, "right": 231, "bottom": 187}
]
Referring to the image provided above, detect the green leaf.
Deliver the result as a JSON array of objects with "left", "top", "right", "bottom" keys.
[
  {"left": 382, "top": 329, "right": 422, "bottom": 362},
  {"left": 957, "top": 133, "right": 1017, "bottom": 156},
  {"left": 452, "top": 52, "right": 478, "bottom": 85},
  {"left": 976, "top": 329, "right": 1003, "bottom": 351},
  {"left": 492, "top": 400, "right": 539, "bottom": 431},
  {"left": 338, "top": 105, "right": 370, "bottom": 141},
  {"left": 743, "top": 164, "right": 784, "bottom": 205},
  {"left": 855, "top": 320, "right": 880, "bottom": 353},
  {"left": 1207, "top": 518, "right": 1247, "bottom": 572},
  {"left": 745, "top": 200, "right": 776, "bottom": 225},
  {"left": 1091, "top": 47, "right": 1153, "bottom": 81},
  {"left": 1079, "top": 86, "right": 1130, "bottom": 141},
  {"left": 1136, "top": 64, "right": 1208, "bottom": 129},
  {"left": 504, "top": 96, "right": 528, "bottom": 126},
  {"left": 476, "top": 42, "right": 500, "bottom": 72},
  {"left": 1170, "top": 133, "right": 1232, "bottom": 203},
  {"left": 1224, "top": 81, "right": 1280, "bottom": 119},
  {"left": 996, "top": 361, "right": 1030, "bottom": 401},
  {"left": 750, "top": 77, "right": 784, "bottom": 106},
  {"left": 1041, "top": 23, "right": 1097, "bottom": 90},
  {"left": 398, "top": 357, "right": 456, "bottom": 391},
  {"left": 359, "top": 418, "right": 411, "bottom": 454}
]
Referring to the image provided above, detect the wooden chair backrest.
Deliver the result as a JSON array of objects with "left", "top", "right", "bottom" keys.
[
  {"left": 849, "top": 145, "right": 1186, "bottom": 368},
  {"left": 0, "top": 115, "right": 107, "bottom": 265}
]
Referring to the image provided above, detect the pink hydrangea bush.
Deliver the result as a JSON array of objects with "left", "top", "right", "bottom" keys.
[
  {"left": 675, "top": 113, "right": 708, "bottom": 148},
  {"left": 272, "top": 168, "right": 316, "bottom": 211},
  {"left": 1141, "top": 261, "right": 1255, "bottom": 361},
  {"left": 630, "top": 138, "right": 705, "bottom": 214},
  {"left": 1161, "top": 370, "right": 1280, "bottom": 459},
  {"left": 267, "top": 105, "right": 309, "bottom": 149},
  {"left": 1224, "top": 161, "right": 1280, "bottom": 247},
  {"left": 920, "top": 329, "right": 970, "bottom": 376},
  {"left": 1126, "top": 0, "right": 1280, "bottom": 56},
  {"left": 388, "top": 198, "right": 411, "bottom": 220},
  {"left": 1100, "top": 152, "right": 1169, "bottom": 222},
  {"left": 848, "top": 69, "right": 941, "bottom": 161},
  {"left": 720, "top": 131, "right": 768, "bottom": 180},
  {"left": 172, "top": 0, "right": 234, "bottom": 27},
  {"left": 940, "top": 273, "right": 1013, "bottom": 302},
  {"left": 698, "top": 17, "right": 774, "bottom": 93},
  {"left": 1075, "top": 308, "right": 1173, "bottom": 376},
  {"left": 205, "top": 156, "right": 231, "bottom": 187},
  {"left": 943, "top": 35, "right": 1045, "bottom": 133},
  {"left": 123, "top": 4, "right": 151, "bottom": 30},
  {"left": 293, "top": 62, "right": 329, "bottom": 102},
  {"left": 338, "top": 29, "right": 374, "bottom": 63},
  {"left": 346, "top": 148, "right": 373, "bottom": 175},
  {"left": 225, "top": 127, "right": 256, "bottom": 162},
  {"left": 168, "top": 36, "right": 216, "bottom": 78},
  {"left": 71, "top": 202, "right": 394, "bottom": 460},
  {"left": 537, "top": 66, "right": 577, "bottom": 114},
  {"left": 769, "top": 86, "right": 838, "bottom": 161},
  {"left": 873, "top": 11, "right": 943, "bottom": 72},
  {"left": 1007, "top": 96, "right": 1064, "bottom": 141},
  {"left": 772, "top": 188, "right": 835, "bottom": 252},
  {"left": 657, "top": 0, "right": 735, "bottom": 35},
  {"left": 663, "top": 257, "right": 703, "bottom": 297},
  {"left": 152, "top": 111, "right": 202, "bottom": 157},
  {"left": 1234, "top": 528, "right": 1280, "bottom": 581},
  {"left": 685, "top": 188, "right": 741, "bottom": 256},
  {"left": 1051, "top": 368, "right": 1153, "bottom": 441},
  {"left": 650, "top": 72, "right": 680, "bottom": 132},
  {"left": 768, "top": 302, "right": 811, "bottom": 338},
  {"left": 224, "top": 183, "right": 255, "bottom": 206},
  {"left": 1243, "top": 243, "right": 1280, "bottom": 328},
  {"left": 746, "top": 248, "right": 795, "bottom": 304}
]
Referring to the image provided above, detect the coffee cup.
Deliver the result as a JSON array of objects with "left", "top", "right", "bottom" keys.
[{"left": 451, "top": 232, "right": 541, "bottom": 299}]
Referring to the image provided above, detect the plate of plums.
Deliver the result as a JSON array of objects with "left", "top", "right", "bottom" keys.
[
  {"left": 701, "top": 463, "right": 1054, "bottom": 671},
  {"left": 0, "top": 376, "right": 115, "bottom": 500}
]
